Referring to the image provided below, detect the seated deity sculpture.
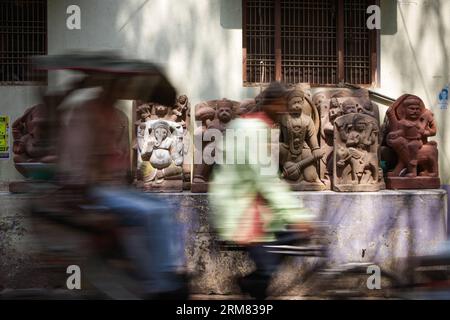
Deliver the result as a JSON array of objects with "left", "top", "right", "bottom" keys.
[
  {"left": 137, "top": 120, "right": 184, "bottom": 190},
  {"left": 135, "top": 95, "right": 190, "bottom": 191},
  {"left": 191, "top": 98, "right": 239, "bottom": 192},
  {"left": 279, "top": 86, "right": 326, "bottom": 191},
  {"left": 383, "top": 94, "right": 440, "bottom": 189},
  {"left": 12, "top": 104, "right": 58, "bottom": 176}
]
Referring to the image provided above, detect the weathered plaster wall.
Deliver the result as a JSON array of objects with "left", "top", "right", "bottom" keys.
[
  {"left": 377, "top": 0, "right": 450, "bottom": 185},
  {"left": 1, "top": 191, "right": 447, "bottom": 295},
  {"left": 1, "top": 0, "right": 449, "bottom": 185}
]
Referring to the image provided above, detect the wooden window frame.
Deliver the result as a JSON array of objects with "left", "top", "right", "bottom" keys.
[{"left": 242, "top": 0, "right": 380, "bottom": 88}]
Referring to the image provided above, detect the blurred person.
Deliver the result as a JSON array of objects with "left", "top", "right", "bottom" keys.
[
  {"left": 209, "top": 82, "right": 316, "bottom": 299},
  {"left": 53, "top": 79, "right": 188, "bottom": 299}
]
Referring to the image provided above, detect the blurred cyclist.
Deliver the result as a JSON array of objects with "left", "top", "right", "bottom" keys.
[
  {"left": 54, "top": 79, "right": 188, "bottom": 299},
  {"left": 209, "top": 82, "right": 316, "bottom": 299}
]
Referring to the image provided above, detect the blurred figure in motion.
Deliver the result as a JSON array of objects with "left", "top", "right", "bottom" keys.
[
  {"left": 209, "top": 82, "right": 316, "bottom": 300},
  {"left": 51, "top": 77, "right": 188, "bottom": 299}
]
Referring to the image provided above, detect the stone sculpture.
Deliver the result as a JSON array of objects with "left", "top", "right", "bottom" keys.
[
  {"left": 279, "top": 86, "right": 326, "bottom": 191},
  {"left": 383, "top": 94, "right": 440, "bottom": 189},
  {"left": 313, "top": 89, "right": 382, "bottom": 190},
  {"left": 191, "top": 98, "right": 240, "bottom": 193},
  {"left": 135, "top": 95, "right": 190, "bottom": 191},
  {"left": 12, "top": 104, "right": 57, "bottom": 176},
  {"left": 333, "top": 113, "right": 384, "bottom": 191}
]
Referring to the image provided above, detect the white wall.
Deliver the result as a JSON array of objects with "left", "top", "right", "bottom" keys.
[
  {"left": 1, "top": 0, "right": 450, "bottom": 184},
  {"left": 377, "top": 0, "right": 450, "bottom": 184},
  {"left": 47, "top": 0, "right": 259, "bottom": 102}
]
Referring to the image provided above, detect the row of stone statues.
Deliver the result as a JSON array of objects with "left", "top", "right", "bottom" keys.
[
  {"left": 132, "top": 87, "right": 439, "bottom": 192},
  {"left": 13, "top": 87, "right": 440, "bottom": 192}
]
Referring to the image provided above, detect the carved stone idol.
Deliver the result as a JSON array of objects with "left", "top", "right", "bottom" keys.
[
  {"left": 12, "top": 104, "right": 58, "bottom": 176},
  {"left": 279, "top": 86, "right": 326, "bottom": 191},
  {"left": 383, "top": 94, "right": 440, "bottom": 189},
  {"left": 333, "top": 113, "right": 384, "bottom": 191},
  {"left": 313, "top": 89, "right": 382, "bottom": 190},
  {"left": 135, "top": 95, "right": 190, "bottom": 192},
  {"left": 191, "top": 98, "right": 240, "bottom": 193}
]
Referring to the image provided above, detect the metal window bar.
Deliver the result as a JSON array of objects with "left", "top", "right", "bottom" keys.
[
  {"left": 243, "top": 0, "right": 378, "bottom": 86},
  {"left": 280, "top": 0, "right": 337, "bottom": 85},
  {"left": 344, "top": 0, "right": 372, "bottom": 85},
  {"left": 244, "top": 0, "right": 276, "bottom": 84},
  {"left": 0, "top": 0, "right": 47, "bottom": 85}
]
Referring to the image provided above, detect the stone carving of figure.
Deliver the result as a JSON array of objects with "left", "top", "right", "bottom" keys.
[
  {"left": 384, "top": 94, "right": 439, "bottom": 189},
  {"left": 313, "top": 89, "right": 381, "bottom": 189},
  {"left": 12, "top": 104, "right": 58, "bottom": 172},
  {"left": 135, "top": 95, "right": 190, "bottom": 191},
  {"left": 138, "top": 120, "right": 184, "bottom": 188},
  {"left": 171, "top": 94, "right": 190, "bottom": 128},
  {"left": 279, "top": 87, "right": 325, "bottom": 190},
  {"left": 191, "top": 98, "right": 237, "bottom": 192},
  {"left": 333, "top": 113, "right": 383, "bottom": 191}
]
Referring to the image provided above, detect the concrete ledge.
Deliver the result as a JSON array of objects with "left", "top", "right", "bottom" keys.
[
  {"left": 159, "top": 190, "right": 448, "bottom": 294},
  {"left": 0, "top": 189, "right": 448, "bottom": 295}
]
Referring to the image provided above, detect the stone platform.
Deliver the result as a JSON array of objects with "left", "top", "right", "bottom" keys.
[{"left": 0, "top": 190, "right": 447, "bottom": 296}]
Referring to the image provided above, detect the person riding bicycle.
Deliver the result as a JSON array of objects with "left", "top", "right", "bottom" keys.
[
  {"left": 209, "top": 82, "right": 316, "bottom": 299},
  {"left": 48, "top": 77, "right": 188, "bottom": 299}
]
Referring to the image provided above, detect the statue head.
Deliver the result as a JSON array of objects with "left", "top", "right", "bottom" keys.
[
  {"left": 216, "top": 99, "right": 234, "bottom": 123},
  {"left": 346, "top": 115, "right": 377, "bottom": 148},
  {"left": 152, "top": 121, "right": 171, "bottom": 146},
  {"left": 346, "top": 115, "right": 368, "bottom": 147},
  {"left": 137, "top": 104, "right": 152, "bottom": 121},
  {"left": 404, "top": 98, "right": 423, "bottom": 121},
  {"left": 394, "top": 95, "right": 425, "bottom": 121},
  {"left": 329, "top": 97, "right": 342, "bottom": 121},
  {"left": 177, "top": 95, "right": 188, "bottom": 105},
  {"left": 154, "top": 104, "right": 169, "bottom": 118},
  {"left": 342, "top": 99, "right": 358, "bottom": 115},
  {"left": 287, "top": 88, "right": 306, "bottom": 114}
]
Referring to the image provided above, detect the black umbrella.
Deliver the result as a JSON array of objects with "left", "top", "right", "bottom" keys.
[{"left": 32, "top": 53, "right": 177, "bottom": 106}]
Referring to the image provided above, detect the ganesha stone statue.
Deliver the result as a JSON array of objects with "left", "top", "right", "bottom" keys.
[
  {"left": 135, "top": 95, "right": 190, "bottom": 191},
  {"left": 137, "top": 120, "right": 184, "bottom": 191},
  {"left": 382, "top": 94, "right": 440, "bottom": 189}
]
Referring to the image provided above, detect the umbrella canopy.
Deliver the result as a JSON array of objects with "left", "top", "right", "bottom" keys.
[{"left": 33, "top": 53, "right": 177, "bottom": 106}]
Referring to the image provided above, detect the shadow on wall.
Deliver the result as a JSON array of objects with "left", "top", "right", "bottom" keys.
[
  {"left": 382, "top": 0, "right": 450, "bottom": 184},
  {"left": 381, "top": 0, "right": 397, "bottom": 35},
  {"left": 113, "top": 0, "right": 254, "bottom": 103}
]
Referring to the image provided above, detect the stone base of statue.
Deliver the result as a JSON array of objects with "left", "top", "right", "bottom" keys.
[
  {"left": 386, "top": 176, "right": 441, "bottom": 190},
  {"left": 137, "top": 178, "right": 184, "bottom": 192},
  {"left": 8, "top": 181, "right": 34, "bottom": 193},
  {"left": 287, "top": 180, "right": 327, "bottom": 191},
  {"left": 333, "top": 181, "right": 386, "bottom": 192},
  {"left": 183, "top": 181, "right": 191, "bottom": 191},
  {"left": 191, "top": 181, "right": 209, "bottom": 193},
  {"left": 1, "top": 189, "right": 448, "bottom": 297}
]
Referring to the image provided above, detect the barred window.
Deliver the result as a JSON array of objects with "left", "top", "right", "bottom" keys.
[
  {"left": 0, "top": 0, "right": 47, "bottom": 85},
  {"left": 243, "top": 0, "right": 379, "bottom": 86}
]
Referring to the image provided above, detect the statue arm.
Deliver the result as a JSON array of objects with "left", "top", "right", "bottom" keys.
[
  {"left": 386, "top": 106, "right": 398, "bottom": 129},
  {"left": 141, "top": 140, "right": 154, "bottom": 161},
  {"left": 306, "top": 119, "right": 320, "bottom": 150},
  {"left": 170, "top": 139, "right": 184, "bottom": 166},
  {"left": 425, "top": 114, "right": 437, "bottom": 137}
]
